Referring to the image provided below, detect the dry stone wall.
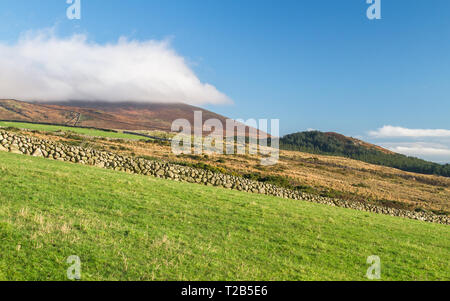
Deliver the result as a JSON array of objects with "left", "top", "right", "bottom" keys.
[{"left": 0, "top": 129, "right": 448, "bottom": 225}]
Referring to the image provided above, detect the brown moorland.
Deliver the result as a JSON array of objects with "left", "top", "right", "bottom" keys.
[{"left": 0, "top": 99, "right": 264, "bottom": 136}]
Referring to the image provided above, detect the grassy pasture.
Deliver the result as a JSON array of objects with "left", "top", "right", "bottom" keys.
[
  {"left": 0, "top": 121, "right": 147, "bottom": 140},
  {"left": 0, "top": 151, "right": 449, "bottom": 280}
]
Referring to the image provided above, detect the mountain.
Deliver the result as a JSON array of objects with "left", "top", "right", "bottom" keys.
[
  {"left": 4, "top": 99, "right": 447, "bottom": 177},
  {"left": 0, "top": 99, "right": 74, "bottom": 126},
  {"left": 0, "top": 99, "right": 248, "bottom": 134},
  {"left": 280, "top": 131, "right": 450, "bottom": 177}
]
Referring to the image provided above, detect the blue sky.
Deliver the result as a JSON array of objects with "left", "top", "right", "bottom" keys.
[{"left": 0, "top": 0, "right": 449, "bottom": 162}]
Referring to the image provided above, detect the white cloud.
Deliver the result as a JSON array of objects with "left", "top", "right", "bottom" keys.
[
  {"left": 384, "top": 143, "right": 450, "bottom": 156},
  {"left": 369, "top": 125, "right": 450, "bottom": 138},
  {"left": 0, "top": 31, "right": 231, "bottom": 105},
  {"left": 367, "top": 126, "right": 450, "bottom": 163},
  {"left": 374, "top": 141, "right": 450, "bottom": 164},
  {"left": 394, "top": 146, "right": 450, "bottom": 156}
]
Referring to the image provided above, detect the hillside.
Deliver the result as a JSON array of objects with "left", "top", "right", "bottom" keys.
[
  {"left": 0, "top": 151, "right": 449, "bottom": 280},
  {"left": 0, "top": 99, "right": 230, "bottom": 132},
  {"left": 280, "top": 131, "right": 450, "bottom": 177},
  {"left": 2, "top": 124, "right": 449, "bottom": 215}
]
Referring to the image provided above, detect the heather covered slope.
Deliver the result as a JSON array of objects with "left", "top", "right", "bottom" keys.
[
  {"left": 44, "top": 100, "right": 232, "bottom": 131},
  {"left": 0, "top": 151, "right": 449, "bottom": 280},
  {"left": 0, "top": 99, "right": 74, "bottom": 125},
  {"left": 0, "top": 99, "right": 263, "bottom": 137},
  {"left": 0, "top": 99, "right": 230, "bottom": 132}
]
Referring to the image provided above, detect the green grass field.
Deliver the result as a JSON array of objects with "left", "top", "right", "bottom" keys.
[
  {"left": 0, "top": 121, "right": 147, "bottom": 140},
  {"left": 0, "top": 151, "right": 449, "bottom": 281}
]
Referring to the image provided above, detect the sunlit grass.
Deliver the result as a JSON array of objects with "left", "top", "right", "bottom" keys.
[
  {"left": 0, "top": 121, "right": 146, "bottom": 140},
  {"left": 0, "top": 151, "right": 449, "bottom": 280}
]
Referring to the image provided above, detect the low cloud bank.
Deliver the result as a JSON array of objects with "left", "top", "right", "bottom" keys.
[
  {"left": 0, "top": 32, "right": 231, "bottom": 105},
  {"left": 383, "top": 142, "right": 450, "bottom": 156},
  {"left": 369, "top": 125, "right": 450, "bottom": 138},
  {"left": 368, "top": 126, "right": 450, "bottom": 164}
]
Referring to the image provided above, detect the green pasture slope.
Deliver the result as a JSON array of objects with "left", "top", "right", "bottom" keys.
[
  {"left": 0, "top": 121, "right": 146, "bottom": 140},
  {"left": 0, "top": 151, "right": 449, "bottom": 280}
]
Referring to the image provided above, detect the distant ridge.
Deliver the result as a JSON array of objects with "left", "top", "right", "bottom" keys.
[{"left": 280, "top": 131, "right": 450, "bottom": 177}]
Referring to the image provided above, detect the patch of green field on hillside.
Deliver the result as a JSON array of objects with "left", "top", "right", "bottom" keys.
[
  {"left": 0, "top": 151, "right": 449, "bottom": 281},
  {"left": 0, "top": 121, "right": 146, "bottom": 140}
]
